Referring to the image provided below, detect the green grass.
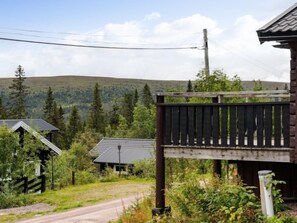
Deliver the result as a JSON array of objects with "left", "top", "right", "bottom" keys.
[{"left": 0, "top": 178, "right": 154, "bottom": 223}]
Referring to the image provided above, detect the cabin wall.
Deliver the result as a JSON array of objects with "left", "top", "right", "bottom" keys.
[
  {"left": 290, "top": 43, "right": 297, "bottom": 162},
  {"left": 236, "top": 161, "right": 297, "bottom": 199}
]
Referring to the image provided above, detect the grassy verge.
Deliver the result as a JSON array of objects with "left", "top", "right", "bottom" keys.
[{"left": 0, "top": 178, "right": 153, "bottom": 223}]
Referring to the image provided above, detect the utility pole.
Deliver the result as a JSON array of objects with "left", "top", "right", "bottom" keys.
[{"left": 203, "top": 28, "right": 210, "bottom": 76}]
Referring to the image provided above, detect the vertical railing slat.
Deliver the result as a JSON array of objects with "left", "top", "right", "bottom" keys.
[
  {"left": 238, "top": 106, "right": 245, "bottom": 146},
  {"left": 247, "top": 105, "right": 254, "bottom": 147},
  {"left": 196, "top": 106, "right": 203, "bottom": 146},
  {"left": 164, "top": 107, "right": 172, "bottom": 145},
  {"left": 204, "top": 106, "right": 211, "bottom": 146},
  {"left": 188, "top": 107, "right": 195, "bottom": 146},
  {"left": 274, "top": 105, "right": 281, "bottom": 147},
  {"left": 221, "top": 106, "right": 228, "bottom": 146},
  {"left": 265, "top": 105, "right": 272, "bottom": 147},
  {"left": 230, "top": 106, "right": 237, "bottom": 147},
  {"left": 172, "top": 106, "right": 180, "bottom": 145},
  {"left": 213, "top": 106, "right": 219, "bottom": 146},
  {"left": 180, "top": 107, "right": 187, "bottom": 145},
  {"left": 282, "top": 104, "right": 290, "bottom": 147},
  {"left": 256, "top": 105, "right": 264, "bottom": 147}
]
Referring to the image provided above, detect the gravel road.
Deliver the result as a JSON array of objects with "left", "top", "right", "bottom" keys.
[{"left": 15, "top": 195, "right": 143, "bottom": 223}]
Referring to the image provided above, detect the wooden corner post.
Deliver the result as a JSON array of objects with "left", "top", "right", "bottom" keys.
[
  {"left": 289, "top": 43, "right": 297, "bottom": 163},
  {"left": 152, "top": 95, "right": 171, "bottom": 216}
]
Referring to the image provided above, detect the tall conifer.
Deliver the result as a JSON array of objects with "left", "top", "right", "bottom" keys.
[
  {"left": 87, "top": 83, "right": 104, "bottom": 133},
  {"left": 142, "top": 84, "right": 154, "bottom": 108},
  {"left": 67, "top": 106, "right": 82, "bottom": 148},
  {"left": 9, "top": 65, "right": 29, "bottom": 118}
]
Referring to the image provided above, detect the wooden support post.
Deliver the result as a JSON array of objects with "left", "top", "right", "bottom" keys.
[
  {"left": 289, "top": 43, "right": 297, "bottom": 163},
  {"left": 153, "top": 95, "right": 171, "bottom": 216},
  {"left": 213, "top": 160, "right": 222, "bottom": 177},
  {"left": 212, "top": 96, "right": 222, "bottom": 177},
  {"left": 41, "top": 174, "right": 46, "bottom": 193}
]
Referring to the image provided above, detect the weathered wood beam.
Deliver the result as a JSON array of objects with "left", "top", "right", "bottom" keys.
[
  {"left": 164, "top": 146, "right": 292, "bottom": 163},
  {"left": 156, "top": 90, "right": 289, "bottom": 98}
]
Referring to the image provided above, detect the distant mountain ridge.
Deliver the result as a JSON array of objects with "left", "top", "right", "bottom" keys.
[{"left": 0, "top": 75, "right": 288, "bottom": 119}]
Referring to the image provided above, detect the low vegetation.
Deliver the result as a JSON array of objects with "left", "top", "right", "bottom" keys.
[
  {"left": 0, "top": 179, "right": 153, "bottom": 223},
  {"left": 116, "top": 174, "right": 297, "bottom": 223}
]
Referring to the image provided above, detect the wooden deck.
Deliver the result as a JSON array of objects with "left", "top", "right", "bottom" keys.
[
  {"left": 160, "top": 101, "right": 291, "bottom": 162},
  {"left": 164, "top": 145, "right": 292, "bottom": 162}
]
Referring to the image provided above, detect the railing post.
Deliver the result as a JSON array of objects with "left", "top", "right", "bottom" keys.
[
  {"left": 212, "top": 96, "right": 222, "bottom": 177},
  {"left": 153, "top": 95, "right": 171, "bottom": 216},
  {"left": 23, "top": 176, "right": 28, "bottom": 194},
  {"left": 41, "top": 174, "right": 46, "bottom": 193}
]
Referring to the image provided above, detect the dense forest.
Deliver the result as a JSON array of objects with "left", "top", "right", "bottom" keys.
[
  {"left": 0, "top": 66, "right": 289, "bottom": 151},
  {"left": 0, "top": 75, "right": 188, "bottom": 119}
]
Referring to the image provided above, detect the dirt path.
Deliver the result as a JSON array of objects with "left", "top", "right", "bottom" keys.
[{"left": 16, "top": 194, "right": 145, "bottom": 223}]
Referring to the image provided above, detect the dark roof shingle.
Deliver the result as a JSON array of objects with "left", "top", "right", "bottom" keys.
[
  {"left": 91, "top": 138, "right": 155, "bottom": 165},
  {"left": 0, "top": 119, "right": 59, "bottom": 131},
  {"left": 257, "top": 3, "right": 297, "bottom": 43}
]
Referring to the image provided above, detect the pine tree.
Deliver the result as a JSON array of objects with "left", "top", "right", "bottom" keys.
[
  {"left": 87, "top": 83, "right": 105, "bottom": 133},
  {"left": 133, "top": 89, "right": 139, "bottom": 108},
  {"left": 0, "top": 97, "right": 7, "bottom": 119},
  {"left": 142, "top": 84, "right": 154, "bottom": 108},
  {"left": 9, "top": 65, "right": 29, "bottom": 118},
  {"left": 187, "top": 80, "right": 193, "bottom": 92},
  {"left": 109, "top": 103, "right": 120, "bottom": 128},
  {"left": 55, "top": 105, "right": 67, "bottom": 149},
  {"left": 43, "top": 87, "right": 55, "bottom": 123},
  {"left": 121, "top": 92, "right": 134, "bottom": 126},
  {"left": 67, "top": 106, "right": 82, "bottom": 148}
]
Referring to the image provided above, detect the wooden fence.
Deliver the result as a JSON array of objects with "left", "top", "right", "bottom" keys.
[
  {"left": 14, "top": 175, "right": 46, "bottom": 194},
  {"left": 162, "top": 102, "right": 290, "bottom": 148}
]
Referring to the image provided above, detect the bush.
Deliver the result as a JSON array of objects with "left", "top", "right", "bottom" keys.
[
  {"left": 133, "top": 159, "right": 155, "bottom": 179},
  {"left": 100, "top": 167, "right": 119, "bottom": 182},
  {"left": 0, "top": 191, "right": 34, "bottom": 209},
  {"left": 76, "top": 170, "right": 97, "bottom": 185},
  {"left": 116, "top": 195, "right": 154, "bottom": 223},
  {"left": 168, "top": 177, "right": 263, "bottom": 222}
]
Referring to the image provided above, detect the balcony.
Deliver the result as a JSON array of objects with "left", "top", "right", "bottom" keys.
[{"left": 157, "top": 90, "right": 292, "bottom": 163}]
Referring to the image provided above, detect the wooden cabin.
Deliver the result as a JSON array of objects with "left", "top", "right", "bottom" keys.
[{"left": 153, "top": 3, "right": 297, "bottom": 215}]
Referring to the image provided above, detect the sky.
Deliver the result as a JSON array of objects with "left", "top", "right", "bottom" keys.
[{"left": 0, "top": 0, "right": 296, "bottom": 82}]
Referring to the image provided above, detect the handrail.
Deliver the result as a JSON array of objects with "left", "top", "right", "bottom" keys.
[{"left": 156, "top": 90, "right": 289, "bottom": 98}]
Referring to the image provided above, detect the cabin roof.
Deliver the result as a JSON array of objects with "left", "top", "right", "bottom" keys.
[
  {"left": 91, "top": 138, "right": 155, "bottom": 165},
  {"left": 257, "top": 3, "right": 297, "bottom": 45},
  {"left": 0, "top": 119, "right": 59, "bottom": 132},
  {"left": 11, "top": 121, "right": 62, "bottom": 155}
]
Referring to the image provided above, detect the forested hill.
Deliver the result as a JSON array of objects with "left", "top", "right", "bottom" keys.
[
  {"left": 0, "top": 75, "right": 288, "bottom": 119},
  {"left": 0, "top": 76, "right": 187, "bottom": 119}
]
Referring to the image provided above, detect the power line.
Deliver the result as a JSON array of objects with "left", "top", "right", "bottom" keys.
[
  {"left": 0, "top": 26, "right": 202, "bottom": 38},
  {"left": 208, "top": 38, "right": 279, "bottom": 75},
  {"left": 0, "top": 30, "right": 201, "bottom": 47},
  {"left": 0, "top": 36, "right": 199, "bottom": 50}
]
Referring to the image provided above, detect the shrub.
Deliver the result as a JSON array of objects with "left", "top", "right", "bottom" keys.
[
  {"left": 116, "top": 195, "right": 154, "bottom": 223},
  {"left": 133, "top": 159, "right": 155, "bottom": 179},
  {"left": 76, "top": 170, "right": 97, "bottom": 185},
  {"left": 100, "top": 167, "right": 119, "bottom": 182},
  {"left": 168, "top": 177, "right": 263, "bottom": 222},
  {"left": 0, "top": 191, "right": 34, "bottom": 209}
]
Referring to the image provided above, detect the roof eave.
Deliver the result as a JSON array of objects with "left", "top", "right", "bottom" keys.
[{"left": 257, "top": 3, "right": 297, "bottom": 32}]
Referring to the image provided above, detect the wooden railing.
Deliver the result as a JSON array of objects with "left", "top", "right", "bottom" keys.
[
  {"left": 14, "top": 175, "right": 46, "bottom": 194},
  {"left": 162, "top": 102, "right": 290, "bottom": 148}
]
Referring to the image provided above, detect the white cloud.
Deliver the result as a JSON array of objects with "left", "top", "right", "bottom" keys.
[
  {"left": 144, "top": 12, "right": 161, "bottom": 21},
  {"left": 0, "top": 12, "right": 290, "bottom": 83}
]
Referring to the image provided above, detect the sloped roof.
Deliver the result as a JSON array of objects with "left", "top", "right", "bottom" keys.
[
  {"left": 1, "top": 120, "right": 62, "bottom": 155},
  {"left": 257, "top": 3, "right": 297, "bottom": 44},
  {"left": 0, "top": 119, "right": 59, "bottom": 131},
  {"left": 92, "top": 138, "right": 155, "bottom": 165}
]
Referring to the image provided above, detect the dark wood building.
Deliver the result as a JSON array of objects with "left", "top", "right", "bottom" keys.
[{"left": 154, "top": 3, "right": 297, "bottom": 214}]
